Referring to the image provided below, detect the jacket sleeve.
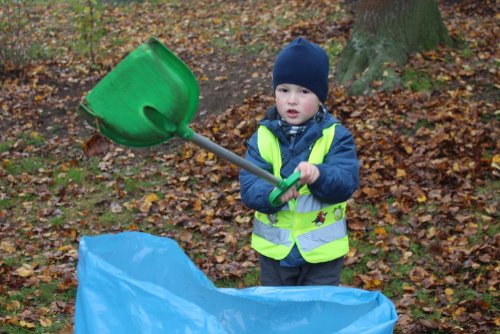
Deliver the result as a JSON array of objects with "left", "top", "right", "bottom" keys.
[
  {"left": 239, "top": 132, "right": 282, "bottom": 214},
  {"left": 308, "top": 124, "right": 359, "bottom": 204}
]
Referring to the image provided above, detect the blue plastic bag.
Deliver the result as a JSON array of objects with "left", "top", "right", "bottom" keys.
[{"left": 75, "top": 232, "right": 397, "bottom": 333}]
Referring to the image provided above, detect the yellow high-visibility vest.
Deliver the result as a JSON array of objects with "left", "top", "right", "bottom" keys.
[{"left": 252, "top": 124, "right": 349, "bottom": 263}]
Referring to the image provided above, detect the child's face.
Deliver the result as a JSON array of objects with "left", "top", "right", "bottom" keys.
[{"left": 275, "top": 84, "right": 320, "bottom": 125}]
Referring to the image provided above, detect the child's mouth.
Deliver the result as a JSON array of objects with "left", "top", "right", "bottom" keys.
[{"left": 287, "top": 109, "right": 299, "bottom": 117}]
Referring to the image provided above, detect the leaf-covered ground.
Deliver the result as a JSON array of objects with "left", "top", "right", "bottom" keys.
[{"left": 0, "top": 1, "right": 498, "bottom": 333}]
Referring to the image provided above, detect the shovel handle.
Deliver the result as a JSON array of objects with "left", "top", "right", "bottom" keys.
[
  {"left": 188, "top": 133, "right": 302, "bottom": 206},
  {"left": 189, "top": 133, "right": 282, "bottom": 186}
]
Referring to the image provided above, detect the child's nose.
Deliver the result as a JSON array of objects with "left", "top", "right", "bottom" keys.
[{"left": 288, "top": 92, "right": 298, "bottom": 104}]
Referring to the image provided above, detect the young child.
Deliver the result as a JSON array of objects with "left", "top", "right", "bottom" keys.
[{"left": 239, "top": 37, "right": 359, "bottom": 286}]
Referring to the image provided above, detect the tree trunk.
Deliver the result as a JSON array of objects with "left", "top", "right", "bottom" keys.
[{"left": 334, "top": 0, "right": 453, "bottom": 95}]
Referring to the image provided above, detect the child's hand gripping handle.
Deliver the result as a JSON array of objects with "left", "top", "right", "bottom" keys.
[{"left": 269, "top": 171, "right": 302, "bottom": 207}]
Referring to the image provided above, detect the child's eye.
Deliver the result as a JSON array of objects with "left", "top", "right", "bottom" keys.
[
  {"left": 278, "top": 87, "right": 288, "bottom": 93},
  {"left": 301, "top": 89, "right": 310, "bottom": 94}
]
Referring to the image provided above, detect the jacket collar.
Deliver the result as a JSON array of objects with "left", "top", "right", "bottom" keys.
[{"left": 260, "top": 105, "right": 338, "bottom": 151}]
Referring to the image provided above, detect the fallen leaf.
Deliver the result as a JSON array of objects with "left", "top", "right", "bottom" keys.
[
  {"left": 396, "top": 169, "right": 407, "bottom": 177},
  {"left": 6, "top": 300, "right": 21, "bottom": 311},
  {"left": 374, "top": 227, "right": 387, "bottom": 237},
  {"left": 224, "top": 233, "right": 238, "bottom": 250},
  {"left": 19, "top": 320, "right": 36, "bottom": 328},
  {"left": 145, "top": 193, "right": 159, "bottom": 203},
  {"left": 110, "top": 202, "right": 123, "bottom": 213},
  {"left": 16, "top": 264, "right": 34, "bottom": 278},
  {"left": 39, "top": 317, "right": 53, "bottom": 327},
  {"left": 0, "top": 241, "right": 16, "bottom": 254},
  {"left": 139, "top": 200, "right": 152, "bottom": 213},
  {"left": 193, "top": 198, "right": 202, "bottom": 211},
  {"left": 83, "top": 132, "right": 112, "bottom": 157}
]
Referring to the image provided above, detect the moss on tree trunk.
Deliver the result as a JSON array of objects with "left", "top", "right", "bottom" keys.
[{"left": 335, "top": 0, "right": 453, "bottom": 95}]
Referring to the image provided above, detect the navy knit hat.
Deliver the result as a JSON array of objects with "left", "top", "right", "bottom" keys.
[{"left": 272, "top": 37, "right": 329, "bottom": 102}]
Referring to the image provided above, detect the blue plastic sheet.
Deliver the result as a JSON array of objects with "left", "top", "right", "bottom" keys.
[{"left": 75, "top": 232, "right": 397, "bottom": 333}]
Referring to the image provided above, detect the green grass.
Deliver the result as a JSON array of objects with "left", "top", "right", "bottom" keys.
[
  {"left": 4, "top": 157, "right": 45, "bottom": 175},
  {"left": 245, "top": 41, "right": 267, "bottom": 55},
  {"left": 415, "top": 118, "right": 436, "bottom": 131},
  {"left": 341, "top": 266, "right": 356, "bottom": 285},
  {"left": 382, "top": 279, "right": 406, "bottom": 299},
  {"left": 328, "top": 12, "right": 344, "bottom": 22},
  {"left": 48, "top": 215, "right": 66, "bottom": 228},
  {"left": 0, "top": 282, "right": 75, "bottom": 333},
  {"left": 274, "top": 14, "right": 294, "bottom": 28},
  {"left": 0, "top": 198, "right": 16, "bottom": 210},
  {"left": 98, "top": 210, "right": 135, "bottom": 226},
  {"left": 123, "top": 177, "right": 154, "bottom": 193},
  {"left": 403, "top": 69, "right": 432, "bottom": 92},
  {"left": 47, "top": 123, "right": 64, "bottom": 134},
  {"left": 460, "top": 46, "right": 474, "bottom": 59},
  {"left": 327, "top": 40, "right": 343, "bottom": 61},
  {"left": 477, "top": 179, "right": 500, "bottom": 197},
  {"left": 0, "top": 140, "right": 13, "bottom": 152},
  {"left": 54, "top": 167, "right": 86, "bottom": 186},
  {"left": 2, "top": 254, "right": 24, "bottom": 267},
  {"left": 214, "top": 268, "right": 260, "bottom": 288},
  {"left": 467, "top": 216, "right": 498, "bottom": 245},
  {"left": 210, "top": 36, "right": 241, "bottom": 55},
  {"left": 19, "top": 132, "right": 46, "bottom": 147}
]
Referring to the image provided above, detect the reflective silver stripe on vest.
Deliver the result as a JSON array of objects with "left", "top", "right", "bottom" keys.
[
  {"left": 298, "top": 218, "right": 347, "bottom": 252},
  {"left": 253, "top": 217, "right": 292, "bottom": 247},
  {"left": 296, "top": 194, "right": 332, "bottom": 213}
]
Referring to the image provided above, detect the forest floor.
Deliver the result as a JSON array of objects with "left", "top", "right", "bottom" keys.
[{"left": 0, "top": 1, "right": 498, "bottom": 333}]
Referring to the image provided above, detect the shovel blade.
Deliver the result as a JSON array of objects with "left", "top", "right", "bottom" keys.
[{"left": 80, "top": 37, "right": 199, "bottom": 147}]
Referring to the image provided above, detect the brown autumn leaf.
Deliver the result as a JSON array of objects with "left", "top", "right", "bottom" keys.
[
  {"left": 355, "top": 273, "right": 383, "bottom": 289},
  {"left": 6, "top": 300, "right": 21, "bottom": 311},
  {"left": 19, "top": 320, "right": 36, "bottom": 329},
  {"left": 139, "top": 200, "right": 152, "bottom": 213},
  {"left": 16, "top": 264, "right": 35, "bottom": 278},
  {"left": 361, "top": 187, "right": 378, "bottom": 198},
  {"left": 179, "top": 230, "right": 193, "bottom": 243},
  {"left": 214, "top": 253, "right": 226, "bottom": 263},
  {"left": 0, "top": 241, "right": 16, "bottom": 254},
  {"left": 193, "top": 198, "right": 202, "bottom": 211},
  {"left": 348, "top": 218, "right": 366, "bottom": 231},
  {"left": 374, "top": 227, "right": 387, "bottom": 237},
  {"left": 409, "top": 266, "right": 430, "bottom": 283},
  {"left": 39, "top": 317, "right": 53, "bottom": 328},
  {"left": 82, "top": 132, "right": 112, "bottom": 157},
  {"left": 224, "top": 233, "right": 238, "bottom": 251}
]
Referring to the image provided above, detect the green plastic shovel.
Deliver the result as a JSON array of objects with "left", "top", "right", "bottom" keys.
[{"left": 80, "top": 37, "right": 299, "bottom": 207}]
